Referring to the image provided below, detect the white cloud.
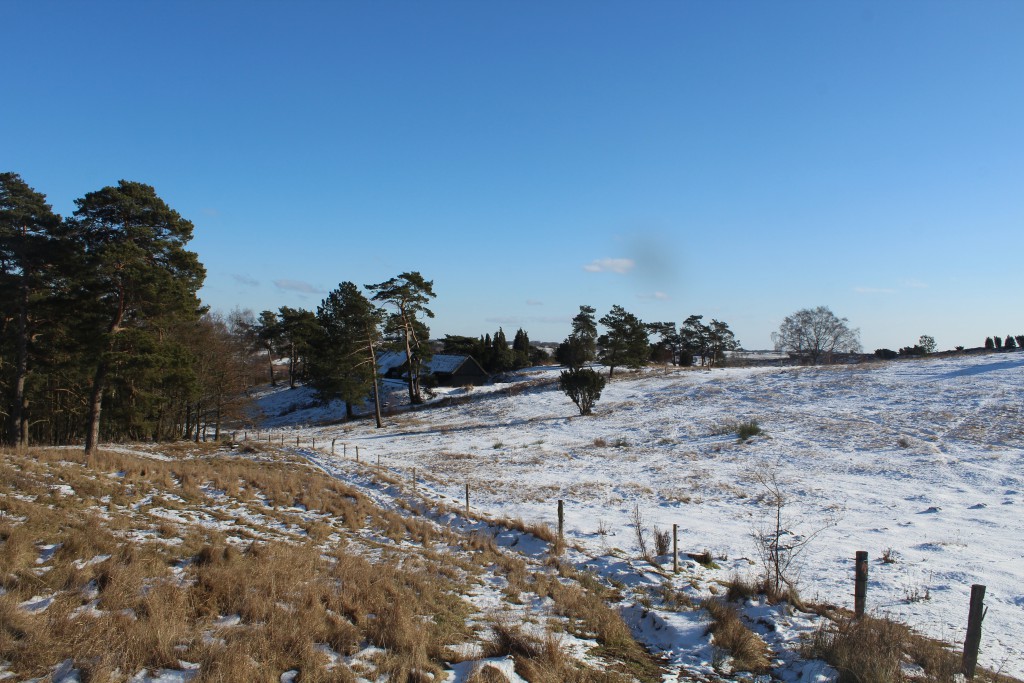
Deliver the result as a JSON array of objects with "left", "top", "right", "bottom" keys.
[
  {"left": 902, "top": 279, "right": 928, "bottom": 289},
  {"left": 637, "top": 291, "right": 670, "bottom": 301},
  {"left": 274, "top": 279, "right": 324, "bottom": 294},
  {"left": 231, "top": 273, "right": 260, "bottom": 287},
  {"left": 583, "top": 258, "right": 635, "bottom": 274},
  {"left": 526, "top": 299, "right": 544, "bottom": 306}
]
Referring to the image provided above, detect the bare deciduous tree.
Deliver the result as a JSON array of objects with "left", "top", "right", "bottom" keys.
[
  {"left": 772, "top": 306, "right": 861, "bottom": 365},
  {"left": 751, "top": 463, "right": 839, "bottom": 598}
]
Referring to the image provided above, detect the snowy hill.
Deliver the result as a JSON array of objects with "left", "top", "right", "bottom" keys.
[{"left": 257, "top": 352, "right": 1024, "bottom": 678}]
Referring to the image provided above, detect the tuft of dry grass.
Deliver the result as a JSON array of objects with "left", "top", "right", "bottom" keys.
[
  {"left": 806, "top": 615, "right": 966, "bottom": 683},
  {"left": 702, "top": 598, "right": 771, "bottom": 674}
]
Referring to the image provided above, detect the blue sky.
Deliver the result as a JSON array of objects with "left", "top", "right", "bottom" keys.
[{"left": 2, "top": 1, "right": 1021, "bottom": 351}]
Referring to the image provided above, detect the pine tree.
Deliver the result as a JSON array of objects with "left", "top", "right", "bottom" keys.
[
  {"left": 985, "top": 337, "right": 995, "bottom": 349},
  {"left": 366, "top": 272, "right": 435, "bottom": 404},
  {"left": 1005, "top": 335, "right": 1017, "bottom": 350},
  {"left": 309, "top": 282, "right": 386, "bottom": 426},
  {"left": 679, "top": 315, "right": 710, "bottom": 366},
  {"left": 0, "top": 173, "right": 64, "bottom": 447},
  {"left": 68, "top": 180, "right": 205, "bottom": 454},
  {"left": 994, "top": 335, "right": 1003, "bottom": 349},
  {"left": 277, "top": 306, "right": 319, "bottom": 389},
  {"left": 597, "top": 305, "right": 649, "bottom": 377},
  {"left": 556, "top": 305, "right": 597, "bottom": 371}
]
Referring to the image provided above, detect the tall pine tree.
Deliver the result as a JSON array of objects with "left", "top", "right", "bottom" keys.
[
  {"left": 68, "top": 181, "right": 205, "bottom": 454},
  {"left": 0, "top": 173, "right": 65, "bottom": 447}
]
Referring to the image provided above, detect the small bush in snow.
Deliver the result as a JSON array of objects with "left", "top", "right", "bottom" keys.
[
  {"left": 737, "top": 420, "right": 762, "bottom": 442},
  {"left": 558, "top": 368, "right": 606, "bottom": 416}
]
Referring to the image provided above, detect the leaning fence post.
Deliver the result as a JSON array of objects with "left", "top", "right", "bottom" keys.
[
  {"left": 855, "top": 551, "right": 869, "bottom": 617},
  {"left": 557, "top": 500, "right": 564, "bottom": 541},
  {"left": 961, "top": 584, "right": 986, "bottom": 679},
  {"left": 331, "top": 438, "right": 335, "bottom": 455},
  {"left": 673, "top": 523, "right": 679, "bottom": 573}
]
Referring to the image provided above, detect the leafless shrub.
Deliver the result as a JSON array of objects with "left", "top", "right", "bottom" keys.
[{"left": 630, "top": 505, "right": 651, "bottom": 562}]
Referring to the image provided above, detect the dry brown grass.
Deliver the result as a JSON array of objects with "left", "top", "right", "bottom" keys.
[
  {"left": 804, "top": 615, "right": 979, "bottom": 683},
  {"left": 702, "top": 598, "right": 771, "bottom": 674}
]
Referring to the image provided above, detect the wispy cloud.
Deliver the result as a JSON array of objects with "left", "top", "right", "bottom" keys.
[
  {"left": 583, "top": 257, "right": 635, "bottom": 274},
  {"left": 636, "top": 291, "right": 670, "bottom": 301},
  {"left": 853, "top": 286, "right": 896, "bottom": 294},
  {"left": 231, "top": 273, "right": 260, "bottom": 287},
  {"left": 902, "top": 279, "right": 928, "bottom": 289},
  {"left": 526, "top": 299, "right": 544, "bottom": 306},
  {"left": 274, "top": 279, "right": 325, "bottom": 294}
]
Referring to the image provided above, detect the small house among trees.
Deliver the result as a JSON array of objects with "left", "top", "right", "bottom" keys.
[{"left": 378, "top": 351, "right": 488, "bottom": 387}]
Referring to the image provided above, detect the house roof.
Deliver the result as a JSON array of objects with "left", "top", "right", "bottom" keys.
[{"left": 376, "top": 351, "right": 480, "bottom": 375}]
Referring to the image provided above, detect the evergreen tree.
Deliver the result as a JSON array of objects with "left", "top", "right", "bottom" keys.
[
  {"left": 597, "top": 305, "right": 649, "bottom": 377},
  {"left": 0, "top": 173, "right": 64, "bottom": 447},
  {"left": 1005, "top": 335, "right": 1017, "bottom": 350},
  {"left": 512, "top": 328, "right": 531, "bottom": 369},
  {"left": 1016, "top": 335, "right": 1024, "bottom": 349},
  {"left": 985, "top": 337, "right": 995, "bottom": 349},
  {"left": 277, "top": 306, "right": 319, "bottom": 388},
  {"left": 918, "top": 335, "right": 937, "bottom": 354},
  {"left": 366, "top": 272, "right": 435, "bottom": 404},
  {"left": 489, "top": 327, "right": 512, "bottom": 373},
  {"left": 706, "top": 319, "right": 740, "bottom": 367},
  {"left": 556, "top": 305, "right": 597, "bottom": 371},
  {"left": 559, "top": 368, "right": 606, "bottom": 416},
  {"left": 68, "top": 181, "right": 205, "bottom": 454},
  {"left": 648, "top": 322, "right": 679, "bottom": 365},
  {"left": 441, "top": 335, "right": 480, "bottom": 357},
  {"left": 253, "top": 310, "right": 284, "bottom": 386},
  {"left": 309, "top": 282, "right": 385, "bottom": 426},
  {"left": 679, "top": 315, "right": 710, "bottom": 366},
  {"left": 994, "top": 335, "right": 1003, "bottom": 349}
]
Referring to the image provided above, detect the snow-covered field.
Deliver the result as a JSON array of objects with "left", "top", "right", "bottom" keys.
[{"left": 256, "top": 352, "right": 1024, "bottom": 678}]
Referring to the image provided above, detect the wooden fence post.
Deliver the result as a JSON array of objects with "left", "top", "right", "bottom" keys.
[
  {"left": 296, "top": 435, "right": 299, "bottom": 447},
  {"left": 557, "top": 500, "right": 564, "bottom": 541},
  {"left": 343, "top": 444, "right": 347, "bottom": 458},
  {"left": 331, "top": 438, "right": 336, "bottom": 455},
  {"left": 855, "top": 551, "right": 868, "bottom": 617},
  {"left": 961, "top": 584, "right": 986, "bottom": 679},
  {"left": 672, "top": 523, "right": 679, "bottom": 573},
  {"left": 355, "top": 446, "right": 360, "bottom": 464},
  {"left": 312, "top": 438, "right": 315, "bottom": 450},
  {"left": 267, "top": 434, "right": 271, "bottom": 444},
  {"left": 243, "top": 431, "right": 247, "bottom": 441}
]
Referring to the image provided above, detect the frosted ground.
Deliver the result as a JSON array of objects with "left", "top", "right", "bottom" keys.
[{"left": 257, "top": 352, "right": 1024, "bottom": 678}]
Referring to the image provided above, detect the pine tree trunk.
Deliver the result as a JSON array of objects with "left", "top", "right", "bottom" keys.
[
  {"left": 84, "top": 361, "right": 107, "bottom": 455},
  {"left": 368, "top": 338, "right": 384, "bottom": 429},
  {"left": 9, "top": 279, "right": 30, "bottom": 448}
]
